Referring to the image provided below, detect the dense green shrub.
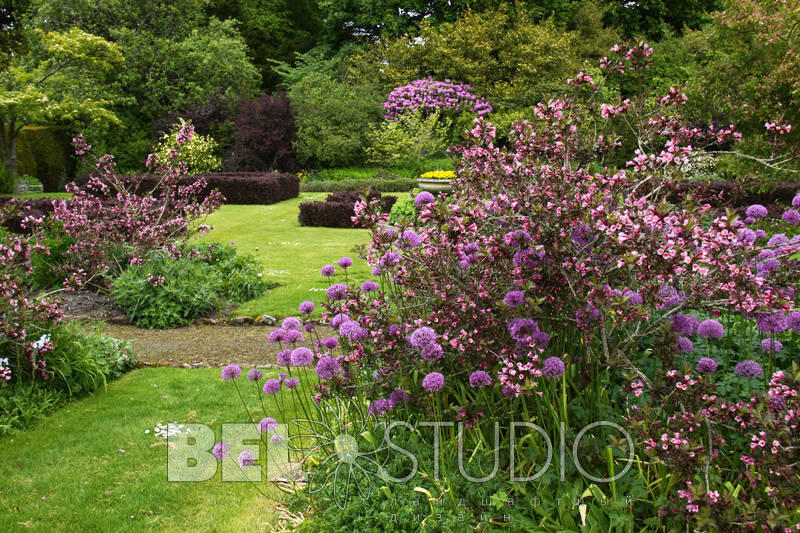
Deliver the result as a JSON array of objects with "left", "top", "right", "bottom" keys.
[
  {"left": 0, "top": 163, "right": 16, "bottom": 194},
  {"left": 153, "top": 118, "right": 222, "bottom": 173},
  {"left": 29, "top": 223, "right": 76, "bottom": 290},
  {"left": 300, "top": 177, "right": 417, "bottom": 193},
  {"left": 388, "top": 188, "right": 419, "bottom": 224},
  {"left": 365, "top": 110, "right": 451, "bottom": 167},
  {"left": 289, "top": 72, "right": 383, "bottom": 167},
  {"left": 111, "top": 244, "right": 270, "bottom": 328}
]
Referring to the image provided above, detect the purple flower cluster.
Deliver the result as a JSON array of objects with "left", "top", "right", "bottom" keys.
[
  {"left": 221, "top": 364, "right": 241, "bottom": 381},
  {"left": 339, "top": 320, "right": 368, "bottom": 342},
  {"left": 316, "top": 356, "right": 341, "bottom": 380},
  {"left": 327, "top": 283, "right": 348, "bottom": 301},
  {"left": 422, "top": 371, "right": 445, "bottom": 392},
  {"left": 263, "top": 379, "right": 281, "bottom": 394},
  {"left": 761, "top": 338, "right": 783, "bottom": 353},
  {"left": 469, "top": 370, "right": 492, "bottom": 388},
  {"left": 291, "top": 347, "right": 314, "bottom": 367},
  {"left": 675, "top": 336, "right": 694, "bottom": 353},
  {"left": 337, "top": 257, "right": 352, "bottom": 269},
  {"left": 503, "top": 290, "right": 525, "bottom": 307},
  {"left": 756, "top": 312, "right": 788, "bottom": 334},
  {"left": 299, "top": 301, "right": 315, "bottom": 314},
  {"left": 212, "top": 442, "right": 230, "bottom": 461},
  {"left": 671, "top": 314, "right": 700, "bottom": 335},
  {"left": 734, "top": 360, "right": 763, "bottom": 378},
  {"left": 541, "top": 357, "right": 565, "bottom": 378},
  {"left": 247, "top": 368, "right": 263, "bottom": 382},
  {"left": 746, "top": 204, "right": 768, "bottom": 218},
  {"left": 697, "top": 319, "right": 724, "bottom": 339},
  {"left": 415, "top": 191, "right": 435, "bottom": 207},
  {"left": 383, "top": 78, "right": 492, "bottom": 121},
  {"left": 696, "top": 357, "right": 718, "bottom": 375},
  {"left": 321, "top": 264, "right": 335, "bottom": 277},
  {"left": 361, "top": 280, "right": 379, "bottom": 293}
]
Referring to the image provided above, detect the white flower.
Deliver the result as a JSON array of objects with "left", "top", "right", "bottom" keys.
[
  {"left": 153, "top": 422, "right": 190, "bottom": 439},
  {"left": 31, "top": 334, "right": 51, "bottom": 351}
]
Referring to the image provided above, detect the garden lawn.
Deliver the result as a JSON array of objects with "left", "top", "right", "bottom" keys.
[
  {"left": 198, "top": 193, "right": 378, "bottom": 318},
  {"left": 0, "top": 367, "right": 299, "bottom": 532}
]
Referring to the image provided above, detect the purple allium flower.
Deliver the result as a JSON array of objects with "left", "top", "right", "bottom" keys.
[
  {"left": 282, "top": 329, "right": 304, "bottom": 344},
  {"left": 281, "top": 317, "right": 301, "bottom": 331},
  {"left": 267, "top": 329, "right": 284, "bottom": 343},
  {"left": 671, "top": 314, "right": 699, "bottom": 335},
  {"left": 793, "top": 193, "right": 800, "bottom": 208},
  {"left": 337, "top": 257, "right": 353, "bottom": 269},
  {"left": 541, "top": 357, "right": 565, "bottom": 378},
  {"left": 508, "top": 318, "right": 538, "bottom": 341},
  {"left": 284, "top": 377, "right": 299, "bottom": 389},
  {"left": 422, "top": 372, "right": 445, "bottom": 392},
  {"left": 270, "top": 434, "right": 283, "bottom": 443},
  {"left": 329, "top": 313, "right": 350, "bottom": 328},
  {"left": 415, "top": 191, "right": 435, "bottom": 207},
  {"left": 769, "top": 395, "right": 786, "bottom": 411},
  {"left": 746, "top": 204, "right": 768, "bottom": 218},
  {"left": 755, "top": 229, "right": 767, "bottom": 239},
  {"left": 768, "top": 233, "right": 789, "bottom": 247},
  {"left": 258, "top": 417, "right": 278, "bottom": 434},
  {"left": 339, "top": 320, "right": 368, "bottom": 342},
  {"left": 315, "top": 356, "right": 341, "bottom": 380},
  {"left": 367, "top": 398, "right": 392, "bottom": 416},
  {"left": 239, "top": 449, "right": 256, "bottom": 468},
  {"left": 389, "top": 388, "right": 409, "bottom": 408},
  {"left": 734, "top": 360, "right": 763, "bottom": 378},
  {"left": 361, "top": 280, "right": 379, "bottom": 293},
  {"left": 263, "top": 379, "right": 282, "bottom": 394},
  {"left": 277, "top": 349, "right": 292, "bottom": 366},
  {"left": 761, "top": 338, "right": 783, "bottom": 353},
  {"left": 532, "top": 330, "right": 551, "bottom": 348},
  {"left": 696, "top": 357, "right": 718, "bottom": 375},
  {"left": 371, "top": 265, "right": 382, "bottom": 276},
  {"left": 410, "top": 327, "right": 436, "bottom": 348},
  {"left": 469, "top": 370, "right": 492, "bottom": 388},
  {"left": 388, "top": 324, "right": 402, "bottom": 336},
  {"left": 756, "top": 312, "right": 788, "bottom": 334},
  {"left": 420, "top": 343, "right": 443, "bottom": 361},
  {"left": 327, "top": 283, "right": 348, "bottom": 301},
  {"left": 290, "top": 347, "right": 314, "bottom": 367},
  {"left": 757, "top": 258, "right": 780, "bottom": 276},
  {"left": 321, "top": 264, "right": 335, "bottom": 277},
  {"left": 504, "top": 290, "right": 525, "bottom": 307},
  {"left": 247, "top": 368, "right": 263, "bottom": 382},
  {"left": 571, "top": 223, "right": 593, "bottom": 249},
  {"left": 400, "top": 230, "right": 421, "bottom": 248},
  {"left": 212, "top": 442, "right": 230, "bottom": 461},
  {"left": 697, "top": 319, "right": 724, "bottom": 339},
  {"left": 505, "top": 229, "right": 531, "bottom": 248},
  {"left": 221, "top": 364, "right": 241, "bottom": 381},
  {"left": 513, "top": 247, "right": 546, "bottom": 269},
  {"left": 299, "top": 301, "right": 315, "bottom": 314},
  {"left": 321, "top": 337, "right": 339, "bottom": 349},
  {"left": 576, "top": 304, "right": 602, "bottom": 324},
  {"left": 380, "top": 251, "right": 401, "bottom": 267},
  {"left": 783, "top": 209, "right": 800, "bottom": 224},
  {"left": 623, "top": 290, "right": 643, "bottom": 305},
  {"left": 786, "top": 311, "right": 800, "bottom": 332},
  {"left": 675, "top": 336, "right": 694, "bottom": 353},
  {"left": 502, "top": 385, "right": 516, "bottom": 398},
  {"left": 304, "top": 323, "right": 314, "bottom": 332},
  {"left": 737, "top": 228, "right": 756, "bottom": 246}
]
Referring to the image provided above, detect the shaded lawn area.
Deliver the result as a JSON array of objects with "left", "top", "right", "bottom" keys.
[
  {"left": 198, "top": 193, "right": 380, "bottom": 318},
  {"left": 0, "top": 368, "right": 298, "bottom": 532}
]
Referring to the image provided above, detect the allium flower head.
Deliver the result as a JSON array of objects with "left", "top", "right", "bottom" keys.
[
  {"left": 756, "top": 312, "right": 788, "bottom": 334},
  {"left": 782, "top": 209, "right": 800, "bottom": 224},
  {"left": 290, "top": 347, "right": 314, "bottom": 367},
  {"left": 337, "top": 257, "right": 353, "bottom": 269},
  {"left": 327, "top": 283, "right": 348, "bottom": 301},
  {"left": 541, "top": 357, "right": 565, "bottom": 378},
  {"left": 697, "top": 319, "right": 724, "bottom": 339},
  {"left": 247, "top": 368, "right": 263, "bottom": 382},
  {"left": 415, "top": 191, "right": 435, "bottom": 207},
  {"left": 420, "top": 343, "right": 443, "bottom": 361},
  {"left": 281, "top": 317, "right": 301, "bottom": 331},
  {"left": 532, "top": 330, "right": 551, "bottom": 348},
  {"left": 315, "top": 356, "right": 341, "bottom": 380},
  {"left": 284, "top": 377, "right": 299, "bottom": 389},
  {"left": 221, "top": 365, "right": 241, "bottom": 381},
  {"left": 277, "top": 349, "right": 292, "bottom": 366},
  {"left": 422, "top": 372, "right": 445, "bottom": 392},
  {"left": 755, "top": 229, "right": 767, "bottom": 239},
  {"left": 299, "top": 301, "right": 315, "bottom": 314},
  {"left": 400, "top": 230, "right": 421, "bottom": 248},
  {"left": 321, "top": 337, "right": 339, "bottom": 349},
  {"left": 320, "top": 265, "right": 335, "bottom": 277},
  {"left": 339, "top": 320, "right": 368, "bottom": 342},
  {"left": 786, "top": 311, "right": 800, "bottom": 332},
  {"left": 263, "top": 379, "right": 282, "bottom": 394},
  {"left": 212, "top": 442, "right": 230, "bottom": 461},
  {"left": 367, "top": 398, "right": 392, "bottom": 416},
  {"left": 737, "top": 228, "right": 756, "bottom": 246},
  {"left": 504, "top": 290, "right": 525, "bottom": 307},
  {"left": 282, "top": 329, "right": 304, "bottom": 344},
  {"left": 329, "top": 313, "right": 350, "bottom": 328},
  {"left": 267, "top": 329, "right": 284, "bottom": 343},
  {"left": 671, "top": 314, "right": 699, "bottom": 335},
  {"left": 258, "top": 417, "right": 278, "bottom": 434},
  {"left": 761, "top": 338, "right": 783, "bottom": 353},
  {"left": 410, "top": 327, "right": 437, "bottom": 348},
  {"left": 746, "top": 204, "right": 768, "bottom": 218},
  {"left": 793, "top": 193, "right": 800, "bottom": 208},
  {"left": 469, "top": 370, "right": 492, "bottom": 388},
  {"left": 768, "top": 233, "right": 789, "bottom": 247},
  {"left": 371, "top": 265, "right": 382, "bottom": 276},
  {"left": 361, "top": 280, "right": 379, "bottom": 293},
  {"left": 675, "top": 336, "right": 694, "bottom": 353},
  {"left": 623, "top": 290, "right": 643, "bottom": 305},
  {"left": 389, "top": 388, "right": 409, "bottom": 408},
  {"left": 734, "top": 360, "right": 763, "bottom": 378},
  {"left": 239, "top": 449, "right": 256, "bottom": 468},
  {"left": 696, "top": 357, "right": 718, "bottom": 375},
  {"left": 508, "top": 318, "right": 539, "bottom": 340}
]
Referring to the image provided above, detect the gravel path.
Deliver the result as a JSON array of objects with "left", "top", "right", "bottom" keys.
[{"left": 99, "top": 324, "right": 333, "bottom": 368}]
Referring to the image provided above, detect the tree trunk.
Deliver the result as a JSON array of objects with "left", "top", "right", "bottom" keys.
[{"left": 1, "top": 116, "right": 19, "bottom": 178}]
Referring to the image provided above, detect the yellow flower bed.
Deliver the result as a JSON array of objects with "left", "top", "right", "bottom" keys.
[{"left": 419, "top": 170, "right": 456, "bottom": 180}]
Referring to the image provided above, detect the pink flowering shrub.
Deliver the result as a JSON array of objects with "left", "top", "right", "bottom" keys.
[
  {"left": 383, "top": 78, "right": 492, "bottom": 121},
  {"left": 53, "top": 124, "right": 223, "bottom": 287}
]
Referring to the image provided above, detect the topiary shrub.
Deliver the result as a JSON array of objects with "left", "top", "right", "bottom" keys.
[
  {"left": 298, "top": 191, "right": 396, "bottom": 228},
  {"left": 16, "top": 126, "right": 76, "bottom": 192}
]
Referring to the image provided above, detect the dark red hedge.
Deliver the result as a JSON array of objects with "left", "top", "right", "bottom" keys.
[
  {"left": 298, "top": 191, "right": 397, "bottom": 228},
  {"left": 0, "top": 197, "right": 56, "bottom": 234}
]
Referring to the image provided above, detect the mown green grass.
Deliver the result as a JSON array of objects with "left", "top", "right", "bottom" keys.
[
  {"left": 0, "top": 367, "right": 299, "bottom": 532},
  {"left": 198, "top": 193, "right": 377, "bottom": 318}
]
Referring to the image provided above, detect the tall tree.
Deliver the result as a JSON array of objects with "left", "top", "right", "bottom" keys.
[{"left": 0, "top": 28, "right": 122, "bottom": 177}]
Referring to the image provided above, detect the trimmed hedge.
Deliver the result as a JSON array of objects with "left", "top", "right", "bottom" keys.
[
  {"left": 74, "top": 172, "right": 299, "bottom": 205},
  {"left": 300, "top": 177, "right": 417, "bottom": 193},
  {"left": 298, "top": 191, "right": 397, "bottom": 228},
  {"left": 0, "top": 196, "right": 55, "bottom": 234}
]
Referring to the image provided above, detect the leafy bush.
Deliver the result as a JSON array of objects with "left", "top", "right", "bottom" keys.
[
  {"left": 153, "top": 119, "right": 222, "bottom": 174},
  {"left": 365, "top": 110, "right": 451, "bottom": 167},
  {"left": 289, "top": 72, "right": 383, "bottom": 167},
  {"left": 387, "top": 188, "right": 419, "bottom": 224},
  {"left": 111, "top": 244, "right": 270, "bottom": 329},
  {"left": 227, "top": 92, "right": 297, "bottom": 172},
  {"left": 300, "top": 177, "right": 417, "bottom": 193},
  {"left": 130, "top": 172, "right": 299, "bottom": 205},
  {"left": 29, "top": 222, "right": 76, "bottom": 290},
  {"left": 298, "top": 192, "right": 397, "bottom": 228},
  {"left": 0, "top": 162, "right": 16, "bottom": 193}
]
